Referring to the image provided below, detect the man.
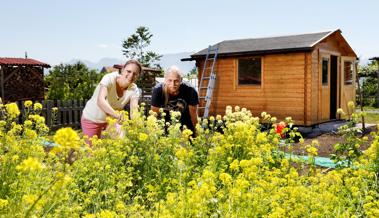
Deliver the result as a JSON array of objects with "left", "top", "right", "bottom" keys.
[{"left": 151, "top": 66, "right": 199, "bottom": 134}]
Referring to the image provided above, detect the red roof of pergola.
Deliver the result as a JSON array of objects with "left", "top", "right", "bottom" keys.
[{"left": 0, "top": 57, "right": 50, "bottom": 68}]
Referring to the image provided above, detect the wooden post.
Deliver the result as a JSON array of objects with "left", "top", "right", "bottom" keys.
[
  {"left": 68, "top": 100, "right": 73, "bottom": 126},
  {"left": 73, "top": 100, "right": 78, "bottom": 128},
  {"left": 46, "top": 100, "right": 53, "bottom": 128},
  {"left": 356, "top": 70, "right": 365, "bottom": 131},
  {"left": 62, "top": 100, "right": 67, "bottom": 126},
  {"left": 57, "top": 100, "right": 62, "bottom": 129},
  {"left": 0, "top": 66, "right": 4, "bottom": 101}
]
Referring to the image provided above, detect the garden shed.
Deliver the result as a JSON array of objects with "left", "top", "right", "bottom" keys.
[
  {"left": 0, "top": 57, "right": 50, "bottom": 102},
  {"left": 183, "top": 29, "right": 357, "bottom": 126}
]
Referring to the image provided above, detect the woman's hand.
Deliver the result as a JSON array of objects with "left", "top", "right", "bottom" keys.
[{"left": 115, "top": 113, "right": 124, "bottom": 124}]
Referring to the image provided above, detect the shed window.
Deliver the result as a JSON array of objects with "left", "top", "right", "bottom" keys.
[
  {"left": 322, "top": 58, "right": 328, "bottom": 85},
  {"left": 344, "top": 61, "right": 353, "bottom": 85},
  {"left": 238, "top": 57, "right": 261, "bottom": 85}
]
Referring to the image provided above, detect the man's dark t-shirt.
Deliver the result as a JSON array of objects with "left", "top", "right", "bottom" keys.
[{"left": 151, "top": 82, "right": 199, "bottom": 132}]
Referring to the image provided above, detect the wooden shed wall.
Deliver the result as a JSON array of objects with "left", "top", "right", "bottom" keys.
[{"left": 198, "top": 52, "right": 309, "bottom": 125}]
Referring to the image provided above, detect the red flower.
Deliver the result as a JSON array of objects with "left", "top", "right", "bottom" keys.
[{"left": 275, "top": 122, "right": 286, "bottom": 138}]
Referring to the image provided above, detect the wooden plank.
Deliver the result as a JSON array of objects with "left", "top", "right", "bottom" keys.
[
  {"left": 46, "top": 100, "right": 53, "bottom": 127},
  {"left": 68, "top": 100, "right": 73, "bottom": 125}
]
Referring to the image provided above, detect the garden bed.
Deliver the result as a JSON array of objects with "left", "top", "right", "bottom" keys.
[{"left": 293, "top": 124, "right": 378, "bottom": 157}]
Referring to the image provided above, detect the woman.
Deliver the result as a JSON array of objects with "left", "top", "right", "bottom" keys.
[{"left": 81, "top": 59, "right": 142, "bottom": 144}]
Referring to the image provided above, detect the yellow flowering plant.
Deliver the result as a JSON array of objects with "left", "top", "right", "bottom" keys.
[{"left": 0, "top": 102, "right": 378, "bottom": 217}]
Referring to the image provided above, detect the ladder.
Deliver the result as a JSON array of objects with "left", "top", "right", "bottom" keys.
[{"left": 197, "top": 45, "right": 219, "bottom": 118}]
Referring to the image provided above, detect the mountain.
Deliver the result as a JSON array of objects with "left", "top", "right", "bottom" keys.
[
  {"left": 65, "top": 52, "right": 196, "bottom": 74},
  {"left": 66, "top": 57, "right": 125, "bottom": 70}
]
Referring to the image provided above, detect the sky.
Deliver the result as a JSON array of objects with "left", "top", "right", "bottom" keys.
[{"left": 0, "top": 0, "right": 378, "bottom": 66}]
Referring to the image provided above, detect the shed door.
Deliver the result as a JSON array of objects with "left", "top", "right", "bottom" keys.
[
  {"left": 330, "top": 55, "right": 338, "bottom": 119},
  {"left": 340, "top": 56, "right": 356, "bottom": 114},
  {"left": 320, "top": 55, "right": 330, "bottom": 121}
]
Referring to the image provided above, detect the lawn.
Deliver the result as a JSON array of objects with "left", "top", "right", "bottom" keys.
[{"left": 365, "top": 113, "right": 379, "bottom": 124}]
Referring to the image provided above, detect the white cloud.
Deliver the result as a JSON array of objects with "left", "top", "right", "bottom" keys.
[{"left": 97, "top": 44, "right": 109, "bottom": 49}]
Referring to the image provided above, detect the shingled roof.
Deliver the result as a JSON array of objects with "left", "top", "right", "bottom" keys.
[
  {"left": 0, "top": 57, "right": 50, "bottom": 68},
  {"left": 183, "top": 29, "right": 341, "bottom": 61}
]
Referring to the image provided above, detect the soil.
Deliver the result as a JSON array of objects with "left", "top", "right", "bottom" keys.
[{"left": 291, "top": 125, "right": 378, "bottom": 157}]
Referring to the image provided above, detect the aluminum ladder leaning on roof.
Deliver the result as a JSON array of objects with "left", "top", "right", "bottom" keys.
[{"left": 197, "top": 45, "right": 219, "bottom": 118}]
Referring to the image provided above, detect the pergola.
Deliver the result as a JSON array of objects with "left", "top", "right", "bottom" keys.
[{"left": 0, "top": 58, "right": 50, "bottom": 102}]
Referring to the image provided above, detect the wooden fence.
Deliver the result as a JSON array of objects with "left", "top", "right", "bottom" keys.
[
  {"left": 17, "top": 97, "right": 152, "bottom": 131},
  {"left": 17, "top": 99, "right": 87, "bottom": 131}
]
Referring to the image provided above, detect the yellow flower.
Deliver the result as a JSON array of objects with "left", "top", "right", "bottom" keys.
[
  {"left": 306, "top": 146, "right": 318, "bottom": 156},
  {"left": 261, "top": 111, "right": 267, "bottom": 118},
  {"left": 337, "top": 108, "right": 345, "bottom": 115},
  {"left": 0, "top": 199, "right": 9, "bottom": 209},
  {"left": 5, "top": 103, "right": 20, "bottom": 119},
  {"left": 22, "top": 194, "right": 38, "bottom": 205},
  {"left": 35, "top": 115, "right": 45, "bottom": 124},
  {"left": 12, "top": 155, "right": 19, "bottom": 161},
  {"left": 95, "top": 206, "right": 117, "bottom": 217},
  {"left": 239, "top": 159, "right": 252, "bottom": 168},
  {"left": 24, "top": 129, "right": 37, "bottom": 139},
  {"left": 24, "top": 100, "right": 33, "bottom": 108},
  {"left": 33, "top": 102, "right": 43, "bottom": 111},
  {"left": 116, "top": 201, "right": 126, "bottom": 212},
  {"left": 24, "top": 120, "right": 33, "bottom": 128},
  {"left": 209, "top": 116, "right": 215, "bottom": 122},
  {"left": 175, "top": 147, "right": 188, "bottom": 161},
  {"left": 348, "top": 101, "right": 355, "bottom": 111},
  {"left": 16, "top": 157, "right": 43, "bottom": 172},
  {"left": 53, "top": 127, "right": 80, "bottom": 150},
  {"left": 219, "top": 172, "right": 232, "bottom": 186},
  {"left": 229, "top": 159, "right": 239, "bottom": 171},
  {"left": 0, "top": 120, "right": 6, "bottom": 127},
  {"left": 182, "top": 129, "right": 193, "bottom": 138},
  {"left": 138, "top": 133, "right": 148, "bottom": 142}
]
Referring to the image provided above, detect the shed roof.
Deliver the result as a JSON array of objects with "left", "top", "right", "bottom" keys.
[
  {"left": 0, "top": 57, "right": 50, "bottom": 68},
  {"left": 183, "top": 29, "right": 354, "bottom": 61}
]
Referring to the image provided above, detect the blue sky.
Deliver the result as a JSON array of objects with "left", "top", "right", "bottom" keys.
[{"left": 1, "top": 0, "right": 378, "bottom": 65}]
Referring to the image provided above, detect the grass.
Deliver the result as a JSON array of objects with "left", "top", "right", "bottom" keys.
[
  {"left": 363, "top": 106, "right": 379, "bottom": 110},
  {"left": 364, "top": 113, "right": 379, "bottom": 124}
]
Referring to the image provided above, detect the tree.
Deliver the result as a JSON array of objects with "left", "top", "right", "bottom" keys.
[
  {"left": 45, "top": 62, "right": 104, "bottom": 100},
  {"left": 358, "top": 60, "right": 379, "bottom": 107},
  {"left": 186, "top": 66, "right": 198, "bottom": 79},
  {"left": 122, "top": 26, "right": 162, "bottom": 68}
]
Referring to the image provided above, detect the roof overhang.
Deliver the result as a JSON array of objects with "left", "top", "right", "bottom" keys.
[{"left": 181, "top": 47, "right": 313, "bottom": 61}]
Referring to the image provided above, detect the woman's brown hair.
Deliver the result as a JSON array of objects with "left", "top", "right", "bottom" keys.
[{"left": 121, "top": 59, "right": 142, "bottom": 74}]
